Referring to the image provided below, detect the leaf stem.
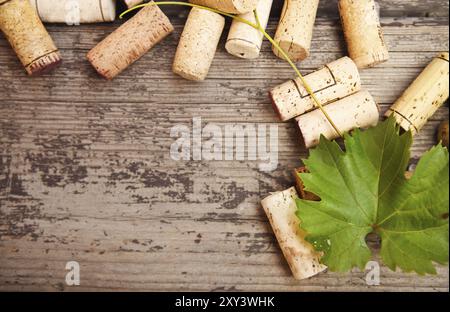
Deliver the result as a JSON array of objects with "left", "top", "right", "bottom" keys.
[
  {"left": 253, "top": 9, "right": 262, "bottom": 29},
  {"left": 120, "top": 1, "right": 343, "bottom": 137}
]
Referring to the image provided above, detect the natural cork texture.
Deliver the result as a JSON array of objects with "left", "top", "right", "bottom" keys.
[
  {"left": 173, "top": 8, "right": 225, "bottom": 81},
  {"left": 225, "top": 0, "right": 273, "bottom": 59},
  {"left": 270, "top": 57, "right": 361, "bottom": 121},
  {"left": 0, "top": 0, "right": 61, "bottom": 76},
  {"left": 339, "top": 0, "right": 389, "bottom": 68},
  {"left": 273, "top": 0, "right": 319, "bottom": 62},
  {"left": 385, "top": 52, "right": 449, "bottom": 135},
  {"left": 87, "top": 2, "right": 174, "bottom": 80},
  {"left": 124, "top": 0, "right": 143, "bottom": 8},
  {"left": 261, "top": 187, "right": 327, "bottom": 280},
  {"left": 296, "top": 90, "right": 380, "bottom": 148},
  {"left": 189, "top": 0, "right": 258, "bottom": 14},
  {"left": 29, "top": 0, "right": 116, "bottom": 23}
]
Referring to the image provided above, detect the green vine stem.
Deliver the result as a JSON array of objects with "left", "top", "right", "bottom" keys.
[{"left": 120, "top": 1, "right": 343, "bottom": 137}]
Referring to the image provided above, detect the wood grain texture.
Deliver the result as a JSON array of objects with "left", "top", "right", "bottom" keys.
[
  {"left": 149, "top": 0, "right": 450, "bottom": 18},
  {"left": 0, "top": 3, "right": 449, "bottom": 292}
]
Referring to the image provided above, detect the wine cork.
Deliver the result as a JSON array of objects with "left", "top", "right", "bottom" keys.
[
  {"left": 297, "top": 90, "right": 380, "bottom": 148},
  {"left": 0, "top": 0, "right": 61, "bottom": 76},
  {"left": 225, "top": 0, "right": 273, "bottom": 59},
  {"left": 294, "top": 167, "right": 320, "bottom": 201},
  {"left": 172, "top": 8, "right": 225, "bottom": 81},
  {"left": 189, "top": 0, "right": 258, "bottom": 14},
  {"left": 385, "top": 53, "right": 449, "bottom": 135},
  {"left": 123, "top": 0, "right": 143, "bottom": 8},
  {"left": 270, "top": 57, "right": 361, "bottom": 121},
  {"left": 87, "top": 2, "right": 174, "bottom": 80},
  {"left": 261, "top": 187, "right": 327, "bottom": 280},
  {"left": 29, "top": 0, "right": 116, "bottom": 23},
  {"left": 339, "top": 0, "right": 389, "bottom": 68},
  {"left": 272, "top": 0, "right": 319, "bottom": 62}
]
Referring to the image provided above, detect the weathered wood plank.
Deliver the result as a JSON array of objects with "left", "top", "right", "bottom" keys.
[
  {"left": 128, "top": 0, "right": 450, "bottom": 18},
  {"left": 0, "top": 13, "right": 449, "bottom": 292}
]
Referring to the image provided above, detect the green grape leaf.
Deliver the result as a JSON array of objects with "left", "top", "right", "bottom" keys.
[{"left": 296, "top": 116, "right": 449, "bottom": 274}]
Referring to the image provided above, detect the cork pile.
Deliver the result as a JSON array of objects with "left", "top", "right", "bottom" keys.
[{"left": 0, "top": 0, "right": 448, "bottom": 281}]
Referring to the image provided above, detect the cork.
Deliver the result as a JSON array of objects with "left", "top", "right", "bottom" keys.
[
  {"left": 261, "top": 187, "right": 327, "bottom": 280},
  {"left": 294, "top": 167, "right": 320, "bottom": 201},
  {"left": 189, "top": 0, "right": 258, "bottom": 14},
  {"left": 272, "top": 0, "right": 319, "bottom": 62},
  {"left": 296, "top": 90, "right": 380, "bottom": 148},
  {"left": 29, "top": 0, "right": 116, "bottom": 23},
  {"left": 270, "top": 57, "right": 361, "bottom": 121},
  {"left": 385, "top": 53, "right": 449, "bottom": 135},
  {"left": 123, "top": 0, "right": 143, "bottom": 8},
  {"left": 87, "top": 2, "right": 174, "bottom": 80},
  {"left": 225, "top": 0, "right": 273, "bottom": 59},
  {"left": 172, "top": 8, "right": 225, "bottom": 81},
  {"left": 0, "top": 0, "right": 61, "bottom": 76},
  {"left": 339, "top": 0, "right": 389, "bottom": 68}
]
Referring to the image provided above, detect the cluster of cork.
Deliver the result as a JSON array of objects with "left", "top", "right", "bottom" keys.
[
  {"left": 87, "top": 0, "right": 268, "bottom": 80},
  {"left": 262, "top": 0, "right": 448, "bottom": 281},
  {"left": 172, "top": 0, "right": 266, "bottom": 80},
  {"left": 270, "top": 0, "right": 386, "bottom": 149},
  {"left": 269, "top": 0, "right": 449, "bottom": 148},
  {"left": 0, "top": 1, "right": 447, "bottom": 133},
  {"left": 0, "top": 0, "right": 120, "bottom": 76}
]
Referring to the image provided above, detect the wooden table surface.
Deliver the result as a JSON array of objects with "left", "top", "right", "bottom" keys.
[{"left": 0, "top": 0, "right": 449, "bottom": 292}]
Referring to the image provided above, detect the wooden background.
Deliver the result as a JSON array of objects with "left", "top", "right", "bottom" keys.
[{"left": 0, "top": 0, "right": 449, "bottom": 291}]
